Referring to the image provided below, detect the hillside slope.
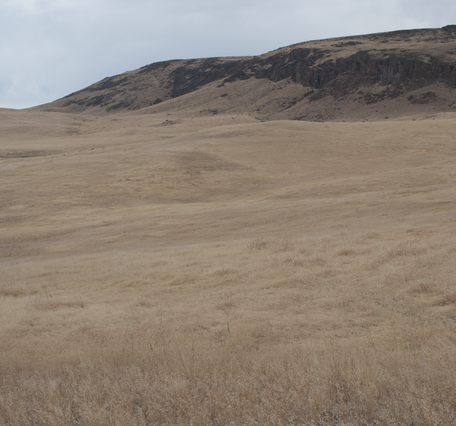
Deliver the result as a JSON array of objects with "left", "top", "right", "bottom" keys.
[
  {"left": 35, "top": 25, "right": 456, "bottom": 121},
  {"left": 2, "top": 106, "right": 456, "bottom": 423}
]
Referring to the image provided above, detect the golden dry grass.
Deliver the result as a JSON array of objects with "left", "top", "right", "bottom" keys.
[{"left": 1, "top": 108, "right": 456, "bottom": 424}]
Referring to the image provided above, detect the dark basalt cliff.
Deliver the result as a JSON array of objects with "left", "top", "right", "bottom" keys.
[{"left": 38, "top": 25, "right": 456, "bottom": 120}]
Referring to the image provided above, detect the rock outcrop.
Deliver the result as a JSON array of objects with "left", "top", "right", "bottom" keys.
[{"left": 36, "top": 25, "right": 456, "bottom": 121}]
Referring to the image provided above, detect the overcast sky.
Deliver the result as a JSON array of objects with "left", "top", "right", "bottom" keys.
[{"left": 1, "top": 0, "right": 455, "bottom": 109}]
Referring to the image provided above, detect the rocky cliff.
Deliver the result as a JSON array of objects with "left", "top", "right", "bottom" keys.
[{"left": 36, "top": 25, "right": 456, "bottom": 121}]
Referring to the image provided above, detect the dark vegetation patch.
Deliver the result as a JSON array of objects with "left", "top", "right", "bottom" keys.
[
  {"left": 199, "top": 108, "right": 219, "bottom": 115},
  {"left": 408, "top": 91, "right": 437, "bottom": 104},
  {"left": 0, "top": 150, "right": 47, "bottom": 158},
  {"left": 161, "top": 119, "right": 182, "bottom": 126},
  {"left": 309, "top": 90, "right": 327, "bottom": 102},
  {"left": 364, "top": 87, "right": 404, "bottom": 104},
  {"left": 63, "top": 97, "right": 89, "bottom": 108},
  {"left": 90, "top": 77, "right": 130, "bottom": 92},
  {"left": 85, "top": 94, "right": 115, "bottom": 107},
  {"left": 442, "top": 25, "right": 456, "bottom": 34},
  {"left": 106, "top": 100, "right": 133, "bottom": 112},
  {"left": 332, "top": 41, "right": 364, "bottom": 47}
]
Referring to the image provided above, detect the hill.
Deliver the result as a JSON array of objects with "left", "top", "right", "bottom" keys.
[
  {"left": 2, "top": 27, "right": 456, "bottom": 425},
  {"left": 35, "top": 25, "right": 456, "bottom": 121}
]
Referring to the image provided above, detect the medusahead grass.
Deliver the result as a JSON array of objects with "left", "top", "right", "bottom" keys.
[
  {"left": 1, "top": 226, "right": 455, "bottom": 425},
  {"left": 2, "top": 112, "right": 456, "bottom": 424},
  {"left": 1, "top": 328, "right": 455, "bottom": 426},
  {"left": 1, "top": 229, "right": 455, "bottom": 425}
]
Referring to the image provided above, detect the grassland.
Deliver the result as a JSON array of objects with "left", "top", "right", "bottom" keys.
[{"left": 1, "top": 109, "right": 456, "bottom": 424}]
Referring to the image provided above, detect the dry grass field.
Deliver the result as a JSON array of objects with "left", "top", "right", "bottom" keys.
[{"left": 1, "top": 107, "right": 456, "bottom": 424}]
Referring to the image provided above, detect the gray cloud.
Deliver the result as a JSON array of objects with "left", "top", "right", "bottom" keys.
[{"left": 1, "top": 0, "right": 455, "bottom": 108}]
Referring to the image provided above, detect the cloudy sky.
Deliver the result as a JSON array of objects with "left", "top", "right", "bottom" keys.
[{"left": 1, "top": 0, "right": 455, "bottom": 109}]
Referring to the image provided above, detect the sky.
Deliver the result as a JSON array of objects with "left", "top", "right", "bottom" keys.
[{"left": 1, "top": 0, "right": 455, "bottom": 109}]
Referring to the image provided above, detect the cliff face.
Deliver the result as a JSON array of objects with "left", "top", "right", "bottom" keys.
[{"left": 37, "top": 25, "right": 456, "bottom": 121}]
